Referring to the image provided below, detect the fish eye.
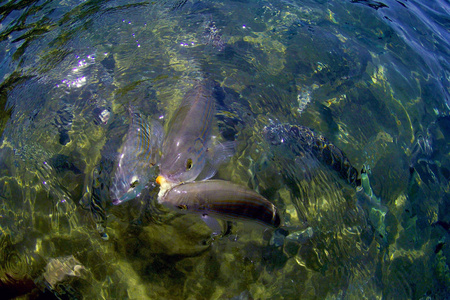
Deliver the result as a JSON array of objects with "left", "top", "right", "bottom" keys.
[
  {"left": 177, "top": 204, "right": 188, "bottom": 210},
  {"left": 130, "top": 180, "right": 139, "bottom": 188},
  {"left": 186, "top": 158, "right": 193, "bottom": 170}
]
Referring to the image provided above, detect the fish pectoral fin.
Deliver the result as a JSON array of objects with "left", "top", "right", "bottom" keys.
[
  {"left": 196, "top": 159, "right": 218, "bottom": 181},
  {"left": 210, "top": 140, "right": 236, "bottom": 164},
  {"left": 201, "top": 214, "right": 223, "bottom": 235},
  {"left": 196, "top": 141, "right": 236, "bottom": 181}
]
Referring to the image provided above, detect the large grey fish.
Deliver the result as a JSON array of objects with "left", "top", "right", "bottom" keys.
[
  {"left": 110, "top": 112, "right": 164, "bottom": 205},
  {"left": 158, "top": 180, "right": 281, "bottom": 230},
  {"left": 159, "top": 79, "right": 229, "bottom": 184}
]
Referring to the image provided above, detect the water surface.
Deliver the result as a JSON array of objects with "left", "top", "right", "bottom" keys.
[{"left": 0, "top": 0, "right": 449, "bottom": 299}]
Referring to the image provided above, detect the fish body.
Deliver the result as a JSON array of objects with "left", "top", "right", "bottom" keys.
[
  {"left": 80, "top": 112, "right": 163, "bottom": 239},
  {"left": 158, "top": 180, "right": 281, "bottom": 228},
  {"left": 110, "top": 112, "right": 164, "bottom": 205},
  {"left": 159, "top": 80, "right": 216, "bottom": 184},
  {"left": 263, "top": 123, "right": 361, "bottom": 187}
]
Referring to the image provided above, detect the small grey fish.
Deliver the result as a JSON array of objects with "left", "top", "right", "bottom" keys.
[
  {"left": 158, "top": 180, "right": 281, "bottom": 229},
  {"left": 81, "top": 111, "right": 163, "bottom": 239},
  {"left": 110, "top": 112, "right": 164, "bottom": 205},
  {"left": 159, "top": 79, "right": 231, "bottom": 184},
  {"left": 263, "top": 123, "right": 361, "bottom": 187}
]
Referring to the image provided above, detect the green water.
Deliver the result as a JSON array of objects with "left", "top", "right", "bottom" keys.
[{"left": 0, "top": 0, "right": 449, "bottom": 299}]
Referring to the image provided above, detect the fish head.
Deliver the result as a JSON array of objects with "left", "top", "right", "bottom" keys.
[
  {"left": 111, "top": 174, "right": 145, "bottom": 205},
  {"left": 156, "top": 178, "right": 203, "bottom": 214},
  {"left": 159, "top": 138, "right": 207, "bottom": 183},
  {"left": 110, "top": 158, "right": 149, "bottom": 205},
  {"left": 110, "top": 144, "right": 156, "bottom": 205},
  {"left": 159, "top": 191, "right": 192, "bottom": 213}
]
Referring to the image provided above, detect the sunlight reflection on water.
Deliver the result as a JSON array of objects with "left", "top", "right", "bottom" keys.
[{"left": 0, "top": 0, "right": 448, "bottom": 299}]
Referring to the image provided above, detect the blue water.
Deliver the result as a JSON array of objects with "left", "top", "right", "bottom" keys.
[{"left": 0, "top": 0, "right": 449, "bottom": 299}]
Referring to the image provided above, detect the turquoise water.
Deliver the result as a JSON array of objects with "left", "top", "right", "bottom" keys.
[{"left": 0, "top": 0, "right": 449, "bottom": 299}]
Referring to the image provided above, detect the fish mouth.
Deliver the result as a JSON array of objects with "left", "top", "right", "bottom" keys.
[
  {"left": 155, "top": 175, "right": 177, "bottom": 203},
  {"left": 155, "top": 175, "right": 166, "bottom": 186}
]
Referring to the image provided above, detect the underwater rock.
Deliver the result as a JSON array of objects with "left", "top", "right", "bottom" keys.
[
  {"left": 43, "top": 255, "right": 86, "bottom": 289},
  {"left": 49, "top": 154, "right": 82, "bottom": 175},
  {"left": 53, "top": 106, "right": 74, "bottom": 146}
]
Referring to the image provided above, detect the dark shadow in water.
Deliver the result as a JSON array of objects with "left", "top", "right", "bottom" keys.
[
  {"left": 350, "top": 0, "right": 389, "bottom": 10},
  {"left": 0, "top": 72, "right": 34, "bottom": 137}
]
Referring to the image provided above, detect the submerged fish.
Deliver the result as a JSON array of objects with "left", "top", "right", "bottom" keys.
[
  {"left": 263, "top": 123, "right": 361, "bottom": 187},
  {"left": 158, "top": 179, "right": 281, "bottom": 230},
  {"left": 81, "top": 111, "right": 162, "bottom": 238},
  {"left": 110, "top": 112, "right": 164, "bottom": 205},
  {"left": 159, "top": 80, "right": 218, "bottom": 184}
]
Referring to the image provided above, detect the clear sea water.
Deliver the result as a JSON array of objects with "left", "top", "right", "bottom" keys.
[{"left": 0, "top": 0, "right": 449, "bottom": 299}]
